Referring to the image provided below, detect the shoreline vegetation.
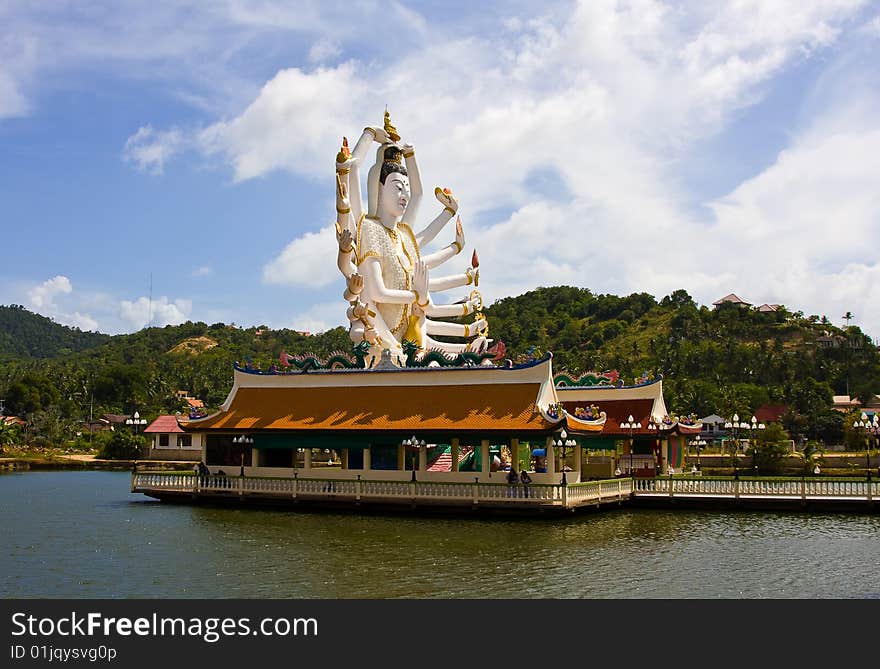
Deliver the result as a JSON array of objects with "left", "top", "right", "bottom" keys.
[
  {"left": 1, "top": 445, "right": 874, "bottom": 479},
  {"left": 0, "top": 446, "right": 172, "bottom": 471}
]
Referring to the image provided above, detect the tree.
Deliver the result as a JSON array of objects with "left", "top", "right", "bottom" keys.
[
  {"left": 97, "top": 430, "right": 146, "bottom": 460},
  {"left": 0, "top": 420, "right": 22, "bottom": 452},
  {"left": 27, "top": 406, "right": 73, "bottom": 447},
  {"left": 748, "top": 422, "right": 790, "bottom": 475}
]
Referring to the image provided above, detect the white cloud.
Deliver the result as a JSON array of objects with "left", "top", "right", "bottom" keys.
[
  {"left": 27, "top": 275, "right": 72, "bottom": 309},
  {"left": 288, "top": 301, "right": 347, "bottom": 334},
  {"left": 199, "top": 64, "right": 370, "bottom": 181},
  {"left": 703, "top": 127, "right": 880, "bottom": 333},
  {"left": 24, "top": 276, "right": 102, "bottom": 332},
  {"left": 308, "top": 38, "right": 341, "bottom": 63},
  {"left": 262, "top": 223, "right": 339, "bottom": 287},
  {"left": 119, "top": 296, "right": 192, "bottom": 331},
  {"left": 70, "top": 311, "right": 99, "bottom": 332},
  {"left": 123, "top": 125, "right": 185, "bottom": 175}
]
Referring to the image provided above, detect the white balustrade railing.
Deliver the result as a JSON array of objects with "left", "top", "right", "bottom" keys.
[
  {"left": 132, "top": 472, "right": 880, "bottom": 507},
  {"left": 634, "top": 476, "right": 879, "bottom": 500},
  {"left": 132, "top": 472, "right": 634, "bottom": 508}
]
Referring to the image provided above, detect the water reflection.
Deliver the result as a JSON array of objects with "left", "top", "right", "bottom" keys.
[{"left": 2, "top": 471, "right": 879, "bottom": 598}]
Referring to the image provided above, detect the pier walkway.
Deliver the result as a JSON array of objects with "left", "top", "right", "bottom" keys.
[
  {"left": 131, "top": 472, "right": 632, "bottom": 514},
  {"left": 131, "top": 472, "right": 879, "bottom": 513},
  {"left": 632, "top": 476, "right": 878, "bottom": 511}
]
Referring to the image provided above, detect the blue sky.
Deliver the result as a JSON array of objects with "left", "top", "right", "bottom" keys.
[{"left": 2, "top": 1, "right": 879, "bottom": 339}]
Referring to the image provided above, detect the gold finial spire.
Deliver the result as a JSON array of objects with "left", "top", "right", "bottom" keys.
[{"left": 383, "top": 109, "right": 401, "bottom": 142}]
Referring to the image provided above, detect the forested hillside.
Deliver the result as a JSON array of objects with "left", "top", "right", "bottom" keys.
[
  {"left": 1, "top": 287, "right": 877, "bottom": 449},
  {"left": 0, "top": 305, "right": 110, "bottom": 358}
]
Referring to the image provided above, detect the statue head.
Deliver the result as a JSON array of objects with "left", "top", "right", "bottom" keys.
[
  {"left": 368, "top": 144, "right": 409, "bottom": 221},
  {"left": 376, "top": 145, "right": 410, "bottom": 221}
]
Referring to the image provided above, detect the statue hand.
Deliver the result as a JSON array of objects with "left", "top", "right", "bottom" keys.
[
  {"left": 434, "top": 186, "right": 459, "bottom": 213},
  {"left": 369, "top": 126, "right": 392, "bottom": 144},
  {"left": 337, "top": 228, "right": 353, "bottom": 251},
  {"left": 336, "top": 155, "right": 355, "bottom": 171},
  {"left": 471, "top": 318, "right": 488, "bottom": 335},
  {"left": 413, "top": 259, "right": 429, "bottom": 303},
  {"left": 346, "top": 273, "right": 364, "bottom": 296},
  {"left": 468, "top": 336, "right": 492, "bottom": 353},
  {"left": 336, "top": 173, "right": 350, "bottom": 206},
  {"left": 454, "top": 216, "right": 465, "bottom": 251},
  {"left": 401, "top": 143, "right": 414, "bottom": 156}
]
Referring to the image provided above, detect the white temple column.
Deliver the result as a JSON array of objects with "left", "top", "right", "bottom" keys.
[
  {"left": 303, "top": 448, "right": 312, "bottom": 470},
  {"left": 546, "top": 435, "right": 556, "bottom": 475},
  {"left": 397, "top": 444, "right": 405, "bottom": 471},
  {"left": 419, "top": 445, "right": 428, "bottom": 471},
  {"left": 480, "top": 439, "right": 490, "bottom": 475},
  {"left": 451, "top": 438, "right": 460, "bottom": 472},
  {"left": 342, "top": 449, "right": 349, "bottom": 470},
  {"left": 363, "top": 447, "right": 371, "bottom": 471},
  {"left": 510, "top": 438, "right": 519, "bottom": 470}
]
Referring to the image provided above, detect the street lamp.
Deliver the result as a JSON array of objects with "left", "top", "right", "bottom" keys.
[
  {"left": 555, "top": 429, "right": 576, "bottom": 485},
  {"left": 232, "top": 434, "right": 253, "bottom": 477},
  {"left": 125, "top": 411, "right": 147, "bottom": 434},
  {"left": 747, "top": 415, "right": 766, "bottom": 476},
  {"left": 402, "top": 435, "right": 425, "bottom": 481},
  {"left": 689, "top": 437, "right": 707, "bottom": 472},
  {"left": 619, "top": 415, "right": 642, "bottom": 477},
  {"left": 723, "top": 413, "right": 752, "bottom": 478},
  {"left": 646, "top": 416, "right": 664, "bottom": 475},
  {"left": 852, "top": 412, "right": 878, "bottom": 482}
]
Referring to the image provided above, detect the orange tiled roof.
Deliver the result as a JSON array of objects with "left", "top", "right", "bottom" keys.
[{"left": 185, "top": 382, "right": 551, "bottom": 433}]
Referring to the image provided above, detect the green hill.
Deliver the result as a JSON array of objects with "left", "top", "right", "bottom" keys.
[{"left": 0, "top": 304, "right": 110, "bottom": 358}]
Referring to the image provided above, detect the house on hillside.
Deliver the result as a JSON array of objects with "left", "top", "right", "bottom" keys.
[
  {"left": 99, "top": 414, "right": 129, "bottom": 429},
  {"left": 144, "top": 415, "right": 202, "bottom": 462},
  {"left": 2, "top": 415, "right": 26, "bottom": 429},
  {"left": 712, "top": 293, "right": 751, "bottom": 308},
  {"left": 815, "top": 334, "right": 846, "bottom": 349},
  {"left": 757, "top": 304, "right": 782, "bottom": 313},
  {"left": 833, "top": 395, "right": 859, "bottom": 412}
]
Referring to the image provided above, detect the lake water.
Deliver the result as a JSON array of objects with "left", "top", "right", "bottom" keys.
[{"left": 2, "top": 470, "right": 879, "bottom": 599}]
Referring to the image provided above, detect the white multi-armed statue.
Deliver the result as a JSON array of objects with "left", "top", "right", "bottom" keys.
[{"left": 333, "top": 111, "right": 490, "bottom": 366}]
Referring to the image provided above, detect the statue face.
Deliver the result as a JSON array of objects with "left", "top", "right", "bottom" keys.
[{"left": 379, "top": 172, "right": 410, "bottom": 219}]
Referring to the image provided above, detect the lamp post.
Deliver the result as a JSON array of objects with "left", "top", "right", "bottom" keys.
[
  {"left": 125, "top": 411, "right": 147, "bottom": 434},
  {"left": 646, "top": 416, "right": 664, "bottom": 475},
  {"left": 232, "top": 434, "right": 253, "bottom": 477},
  {"left": 402, "top": 435, "right": 425, "bottom": 481},
  {"left": 555, "top": 429, "right": 576, "bottom": 485},
  {"left": 852, "top": 412, "right": 878, "bottom": 482},
  {"left": 689, "top": 437, "right": 707, "bottom": 472},
  {"left": 619, "top": 415, "right": 642, "bottom": 477},
  {"left": 747, "top": 415, "right": 766, "bottom": 476},
  {"left": 723, "top": 413, "right": 752, "bottom": 479}
]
